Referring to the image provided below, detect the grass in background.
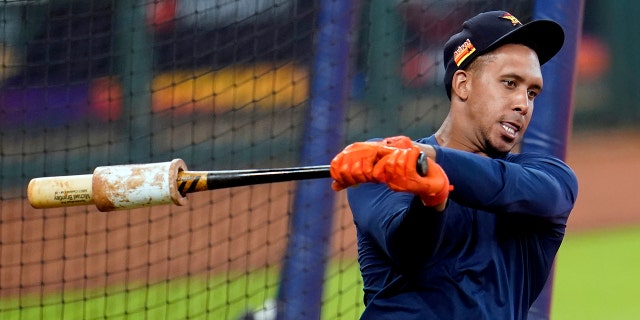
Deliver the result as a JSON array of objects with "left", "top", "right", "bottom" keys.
[
  {"left": 2, "top": 227, "right": 639, "bottom": 319},
  {"left": 0, "top": 262, "right": 364, "bottom": 320},
  {"left": 552, "top": 226, "right": 640, "bottom": 319},
  {"left": 0, "top": 267, "right": 281, "bottom": 320}
]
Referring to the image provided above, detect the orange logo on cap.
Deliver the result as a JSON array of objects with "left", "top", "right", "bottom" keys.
[
  {"left": 453, "top": 39, "right": 476, "bottom": 66},
  {"left": 500, "top": 13, "right": 522, "bottom": 26}
]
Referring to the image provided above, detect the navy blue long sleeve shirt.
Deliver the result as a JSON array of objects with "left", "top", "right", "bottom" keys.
[{"left": 346, "top": 135, "right": 578, "bottom": 320}]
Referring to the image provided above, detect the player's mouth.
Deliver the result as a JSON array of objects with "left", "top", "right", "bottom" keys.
[{"left": 500, "top": 121, "right": 519, "bottom": 139}]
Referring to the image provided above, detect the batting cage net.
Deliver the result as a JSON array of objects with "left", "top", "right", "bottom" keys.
[{"left": 0, "top": 1, "right": 535, "bottom": 319}]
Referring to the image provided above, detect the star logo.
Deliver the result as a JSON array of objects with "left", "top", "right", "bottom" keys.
[{"left": 500, "top": 13, "right": 522, "bottom": 26}]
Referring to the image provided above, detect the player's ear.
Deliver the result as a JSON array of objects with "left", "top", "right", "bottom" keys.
[{"left": 451, "top": 70, "right": 469, "bottom": 101}]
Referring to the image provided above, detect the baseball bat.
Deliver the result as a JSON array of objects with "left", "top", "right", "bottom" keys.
[{"left": 27, "top": 153, "right": 427, "bottom": 212}]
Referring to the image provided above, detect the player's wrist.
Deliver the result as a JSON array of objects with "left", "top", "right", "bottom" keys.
[{"left": 417, "top": 158, "right": 452, "bottom": 208}]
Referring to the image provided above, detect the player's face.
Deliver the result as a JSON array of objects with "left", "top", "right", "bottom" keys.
[{"left": 465, "top": 44, "right": 543, "bottom": 156}]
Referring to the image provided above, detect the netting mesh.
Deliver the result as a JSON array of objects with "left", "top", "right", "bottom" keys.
[{"left": 0, "top": 0, "right": 533, "bottom": 318}]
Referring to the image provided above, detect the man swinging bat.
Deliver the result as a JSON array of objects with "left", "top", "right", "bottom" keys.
[{"left": 327, "top": 11, "right": 578, "bottom": 320}]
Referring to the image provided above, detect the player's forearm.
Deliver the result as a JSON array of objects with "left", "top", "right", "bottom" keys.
[
  {"left": 347, "top": 185, "right": 444, "bottom": 265},
  {"left": 427, "top": 146, "right": 577, "bottom": 221}
]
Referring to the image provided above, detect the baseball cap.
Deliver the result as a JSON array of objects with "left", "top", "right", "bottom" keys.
[{"left": 443, "top": 11, "right": 564, "bottom": 99}]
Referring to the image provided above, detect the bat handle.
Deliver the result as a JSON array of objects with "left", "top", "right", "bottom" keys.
[{"left": 175, "top": 152, "right": 429, "bottom": 195}]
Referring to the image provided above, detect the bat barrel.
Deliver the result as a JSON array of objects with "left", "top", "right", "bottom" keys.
[{"left": 27, "top": 159, "right": 188, "bottom": 212}]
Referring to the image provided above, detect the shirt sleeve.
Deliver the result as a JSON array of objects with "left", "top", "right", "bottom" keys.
[
  {"left": 347, "top": 183, "right": 445, "bottom": 272},
  {"left": 433, "top": 146, "right": 578, "bottom": 225}
]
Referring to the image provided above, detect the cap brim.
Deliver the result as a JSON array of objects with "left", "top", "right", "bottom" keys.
[{"left": 486, "top": 19, "right": 565, "bottom": 65}]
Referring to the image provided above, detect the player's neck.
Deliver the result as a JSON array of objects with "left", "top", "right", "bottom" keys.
[{"left": 434, "top": 115, "right": 489, "bottom": 157}]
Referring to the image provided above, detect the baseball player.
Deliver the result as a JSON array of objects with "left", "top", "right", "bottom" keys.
[{"left": 330, "top": 11, "right": 578, "bottom": 319}]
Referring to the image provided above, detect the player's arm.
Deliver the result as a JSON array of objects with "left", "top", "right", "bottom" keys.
[
  {"left": 432, "top": 146, "right": 578, "bottom": 223},
  {"left": 333, "top": 136, "right": 452, "bottom": 268},
  {"left": 347, "top": 181, "right": 446, "bottom": 270}
]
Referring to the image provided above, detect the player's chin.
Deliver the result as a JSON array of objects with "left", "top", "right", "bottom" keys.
[
  {"left": 489, "top": 137, "right": 518, "bottom": 155},
  {"left": 497, "top": 140, "right": 518, "bottom": 154}
]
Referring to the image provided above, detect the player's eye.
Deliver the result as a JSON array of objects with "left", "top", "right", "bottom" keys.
[{"left": 503, "top": 80, "right": 516, "bottom": 88}]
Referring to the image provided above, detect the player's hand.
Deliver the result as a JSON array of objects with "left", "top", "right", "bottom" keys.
[
  {"left": 373, "top": 146, "right": 451, "bottom": 208},
  {"left": 330, "top": 141, "right": 392, "bottom": 191}
]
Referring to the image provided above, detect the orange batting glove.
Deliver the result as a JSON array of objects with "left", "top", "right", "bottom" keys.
[
  {"left": 330, "top": 141, "right": 397, "bottom": 191},
  {"left": 380, "top": 135, "right": 414, "bottom": 149},
  {"left": 373, "top": 146, "right": 451, "bottom": 208}
]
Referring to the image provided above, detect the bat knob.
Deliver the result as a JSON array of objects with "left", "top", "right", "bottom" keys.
[{"left": 417, "top": 152, "right": 428, "bottom": 176}]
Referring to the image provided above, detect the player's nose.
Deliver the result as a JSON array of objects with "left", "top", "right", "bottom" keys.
[{"left": 512, "top": 92, "right": 530, "bottom": 117}]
